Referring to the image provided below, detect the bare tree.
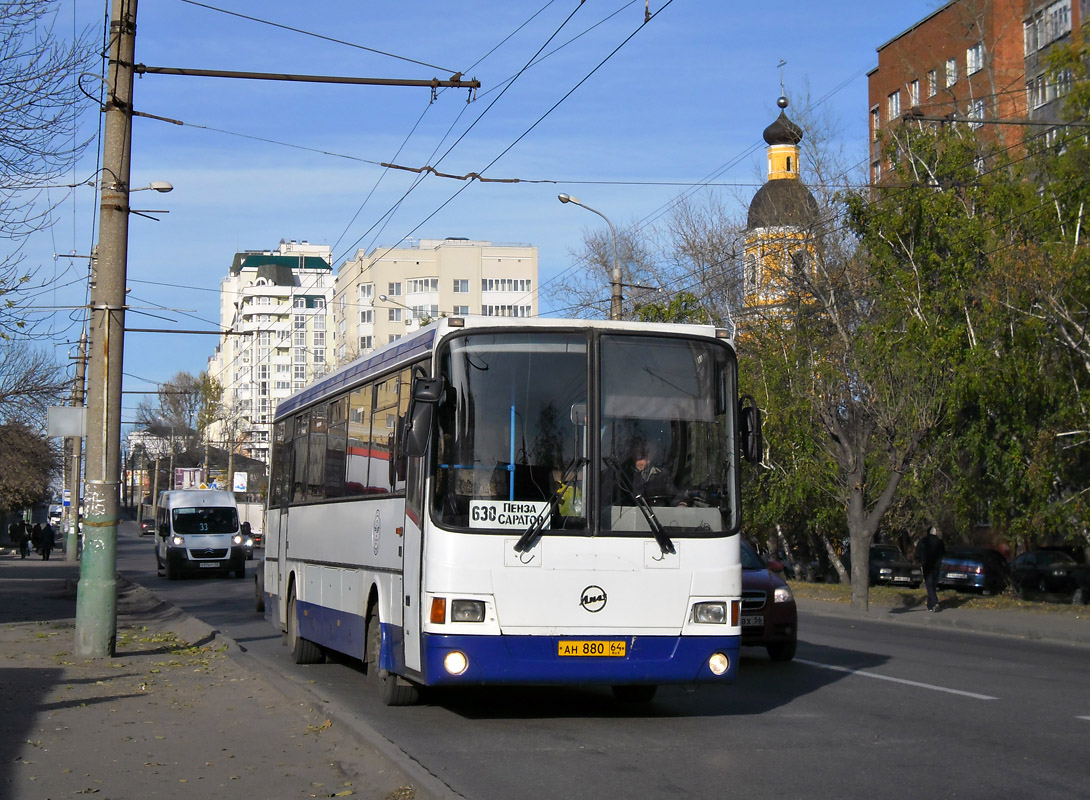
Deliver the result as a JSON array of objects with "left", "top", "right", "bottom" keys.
[
  {"left": 0, "top": 338, "right": 66, "bottom": 423},
  {"left": 0, "top": 0, "right": 96, "bottom": 338}
]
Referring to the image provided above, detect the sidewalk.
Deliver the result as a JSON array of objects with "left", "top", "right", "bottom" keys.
[
  {"left": 0, "top": 551, "right": 420, "bottom": 800},
  {"left": 796, "top": 593, "right": 1090, "bottom": 649}
]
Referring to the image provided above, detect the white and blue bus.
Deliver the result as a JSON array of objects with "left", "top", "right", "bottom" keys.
[{"left": 262, "top": 316, "right": 761, "bottom": 704}]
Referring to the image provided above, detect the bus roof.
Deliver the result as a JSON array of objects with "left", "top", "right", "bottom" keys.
[{"left": 274, "top": 316, "right": 731, "bottom": 422}]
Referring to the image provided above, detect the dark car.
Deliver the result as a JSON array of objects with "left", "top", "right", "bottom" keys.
[
  {"left": 740, "top": 539, "right": 798, "bottom": 662},
  {"left": 937, "top": 547, "right": 1009, "bottom": 595},
  {"left": 869, "top": 544, "right": 923, "bottom": 588},
  {"left": 1011, "top": 551, "right": 1089, "bottom": 597}
]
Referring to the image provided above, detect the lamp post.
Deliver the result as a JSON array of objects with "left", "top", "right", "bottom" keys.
[{"left": 558, "top": 193, "right": 621, "bottom": 320}]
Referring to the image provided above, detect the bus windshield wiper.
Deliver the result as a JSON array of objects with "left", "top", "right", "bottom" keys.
[
  {"left": 603, "top": 457, "right": 676, "bottom": 556},
  {"left": 513, "top": 456, "right": 588, "bottom": 553}
]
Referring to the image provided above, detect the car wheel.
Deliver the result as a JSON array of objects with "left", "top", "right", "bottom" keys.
[
  {"left": 287, "top": 591, "right": 324, "bottom": 665},
  {"left": 611, "top": 685, "right": 657, "bottom": 703},
  {"left": 365, "top": 605, "right": 418, "bottom": 706},
  {"left": 767, "top": 640, "right": 797, "bottom": 662},
  {"left": 1073, "top": 586, "right": 1087, "bottom": 606},
  {"left": 1036, "top": 578, "right": 1049, "bottom": 594}
]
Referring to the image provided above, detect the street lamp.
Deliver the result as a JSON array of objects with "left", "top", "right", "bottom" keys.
[{"left": 558, "top": 193, "right": 621, "bottom": 320}]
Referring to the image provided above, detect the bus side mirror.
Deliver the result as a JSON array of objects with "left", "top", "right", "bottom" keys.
[
  {"left": 158, "top": 522, "right": 169, "bottom": 537},
  {"left": 739, "top": 395, "right": 763, "bottom": 465},
  {"left": 401, "top": 368, "right": 445, "bottom": 458}
]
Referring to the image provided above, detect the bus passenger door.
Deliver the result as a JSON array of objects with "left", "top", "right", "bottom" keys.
[{"left": 401, "top": 451, "right": 425, "bottom": 672}]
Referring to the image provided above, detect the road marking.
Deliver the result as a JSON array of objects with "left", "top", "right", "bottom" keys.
[
  {"left": 1077, "top": 716, "right": 1090, "bottom": 722},
  {"left": 796, "top": 658, "right": 998, "bottom": 700}
]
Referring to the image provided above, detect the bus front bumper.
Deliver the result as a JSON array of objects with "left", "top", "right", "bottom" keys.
[{"left": 419, "top": 632, "right": 739, "bottom": 686}]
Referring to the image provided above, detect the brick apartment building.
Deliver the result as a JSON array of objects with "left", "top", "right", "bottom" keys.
[{"left": 867, "top": 0, "right": 1087, "bottom": 184}]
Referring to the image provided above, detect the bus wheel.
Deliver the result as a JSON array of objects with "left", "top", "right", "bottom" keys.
[
  {"left": 165, "top": 557, "right": 178, "bottom": 581},
  {"left": 611, "top": 685, "right": 657, "bottom": 703},
  {"left": 366, "top": 606, "right": 419, "bottom": 706},
  {"left": 287, "top": 591, "right": 324, "bottom": 664}
]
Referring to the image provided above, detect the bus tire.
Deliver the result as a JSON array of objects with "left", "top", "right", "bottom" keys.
[
  {"left": 165, "top": 557, "right": 178, "bottom": 581},
  {"left": 287, "top": 591, "right": 324, "bottom": 664},
  {"left": 611, "top": 684, "right": 657, "bottom": 703},
  {"left": 366, "top": 605, "right": 419, "bottom": 706}
]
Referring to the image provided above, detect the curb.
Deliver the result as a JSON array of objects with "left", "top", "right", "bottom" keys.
[{"left": 116, "top": 573, "right": 459, "bottom": 800}]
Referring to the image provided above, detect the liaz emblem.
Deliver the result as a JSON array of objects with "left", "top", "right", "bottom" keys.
[{"left": 579, "top": 585, "right": 607, "bottom": 613}]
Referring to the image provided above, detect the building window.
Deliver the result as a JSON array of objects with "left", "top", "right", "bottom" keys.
[
  {"left": 407, "top": 277, "right": 439, "bottom": 293},
  {"left": 966, "top": 42, "right": 983, "bottom": 75},
  {"left": 453, "top": 279, "right": 469, "bottom": 293},
  {"left": 968, "top": 98, "right": 986, "bottom": 129},
  {"left": 387, "top": 282, "right": 402, "bottom": 296},
  {"left": 388, "top": 334, "right": 402, "bottom": 344},
  {"left": 927, "top": 69, "right": 937, "bottom": 98},
  {"left": 294, "top": 297, "right": 306, "bottom": 309},
  {"left": 453, "top": 305, "right": 470, "bottom": 316},
  {"left": 293, "top": 330, "right": 306, "bottom": 347},
  {"left": 359, "top": 310, "right": 373, "bottom": 325},
  {"left": 887, "top": 89, "right": 901, "bottom": 122},
  {"left": 908, "top": 79, "right": 920, "bottom": 108},
  {"left": 870, "top": 106, "right": 880, "bottom": 141},
  {"left": 359, "top": 335, "right": 374, "bottom": 351},
  {"left": 945, "top": 57, "right": 958, "bottom": 87},
  {"left": 872, "top": 160, "right": 882, "bottom": 184},
  {"left": 388, "top": 308, "right": 402, "bottom": 322},
  {"left": 358, "top": 283, "right": 373, "bottom": 301}
]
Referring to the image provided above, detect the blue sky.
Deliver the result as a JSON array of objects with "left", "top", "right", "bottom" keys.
[{"left": 27, "top": 0, "right": 944, "bottom": 424}]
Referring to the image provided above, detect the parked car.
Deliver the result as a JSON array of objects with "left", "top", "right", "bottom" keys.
[
  {"left": 1011, "top": 550, "right": 1090, "bottom": 597},
  {"left": 869, "top": 544, "right": 923, "bottom": 588},
  {"left": 740, "top": 539, "right": 798, "bottom": 661},
  {"left": 937, "top": 547, "right": 1009, "bottom": 595}
]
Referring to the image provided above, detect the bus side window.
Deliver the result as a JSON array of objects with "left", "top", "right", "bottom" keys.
[
  {"left": 292, "top": 412, "right": 309, "bottom": 504},
  {"left": 346, "top": 383, "right": 373, "bottom": 497}
]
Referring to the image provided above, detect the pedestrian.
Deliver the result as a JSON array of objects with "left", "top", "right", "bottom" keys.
[
  {"left": 914, "top": 525, "right": 946, "bottom": 612},
  {"left": 31, "top": 523, "right": 42, "bottom": 554},
  {"left": 40, "top": 523, "right": 55, "bottom": 561},
  {"left": 10, "top": 521, "right": 29, "bottom": 558}
]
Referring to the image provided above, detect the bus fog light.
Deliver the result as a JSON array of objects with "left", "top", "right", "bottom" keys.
[
  {"left": 708, "top": 652, "right": 730, "bottom": 676},
  {"left": 692, "top": 601, "right": 727, "bottom": 624},
  {"left": 444, "top": 651, "right": 469, "bottom": 675},
  {"left": 451, "top": 599, "right": 486, "bottom": 622}
]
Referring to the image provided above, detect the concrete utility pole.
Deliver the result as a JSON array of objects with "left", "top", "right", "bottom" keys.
[
  {"left": 75, "top": 0, "right": 137, "bottom": 657},
  {"left": 65, "top": 331, "right": 88, "bottom": 562}
]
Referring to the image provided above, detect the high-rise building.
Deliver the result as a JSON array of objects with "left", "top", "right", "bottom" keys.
[
  {"left": 332, "top": 238, "right": 538, "bottom": 364},
  {"left": 867, "top": 0, "right": 1086, "bottom": 185},
  {"left": 207, "top": 240, "right": 335, "bottom": 465}
]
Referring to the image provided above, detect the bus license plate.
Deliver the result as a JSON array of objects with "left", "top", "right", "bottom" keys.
[{"left": 558, "top": 640, "right": 626, "bottom": 657}]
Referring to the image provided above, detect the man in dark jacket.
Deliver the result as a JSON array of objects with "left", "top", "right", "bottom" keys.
[{"left": 915, "top": 526, "right": 946, "bottom": 612}]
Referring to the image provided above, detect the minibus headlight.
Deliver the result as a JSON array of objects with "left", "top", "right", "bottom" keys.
[
  {"left": 451, "top": 599, "right": 486, "bottom": 623},
  {"left": 692, "top": 601, "right": 727, "bottom": 624},
  {"left": 233, "top": 534, "right": 243, "bottom": 545},
  {"left": 171, "top": 535, "right": 184, "bottom": 546}
]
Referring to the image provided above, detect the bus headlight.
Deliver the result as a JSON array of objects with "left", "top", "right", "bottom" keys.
[
  {"left": 692, "top": 601, "right": 727, "bottom": 624},
  {"left": 708, "top": 652, "right": 730, "bottom": 675},
  {"left": 451, "top": 599, "right": 486, "bottom": 623},
  {"left": 443, "top": 651, "right": 469, "bottom": 675}
]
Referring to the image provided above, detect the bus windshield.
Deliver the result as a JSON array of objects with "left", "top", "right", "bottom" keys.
[{"left": 432, "top": 330, "right": 738, "bottom": 537}]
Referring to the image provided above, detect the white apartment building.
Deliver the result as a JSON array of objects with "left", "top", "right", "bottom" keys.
[
  {"left": 207, "top": 240, "right": 334, "bottom": 465},
  {"left": 332, "top": 238, "right": 538, "bottom": 363}
]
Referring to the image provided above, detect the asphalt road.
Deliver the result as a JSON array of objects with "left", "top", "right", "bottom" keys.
[{"left": 115, "top": 524, "right": 1090, "bottom": 800}]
